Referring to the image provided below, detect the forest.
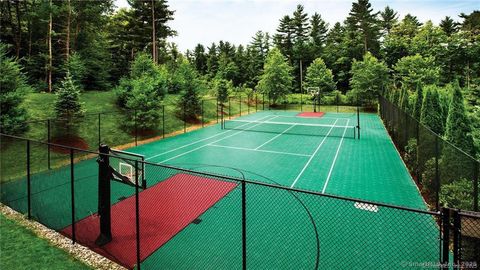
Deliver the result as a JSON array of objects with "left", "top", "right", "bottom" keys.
[{"left": 1, "top": 0, "right": 479, "bottom": 161}]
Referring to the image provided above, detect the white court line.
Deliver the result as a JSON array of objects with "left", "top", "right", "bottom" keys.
[
  {"left": 322, "top": 119, "right": 350, "bottom": 193},
  {"left": 157, "top": 115, "right": 280, "bottom": 164},
  {"left": 290, "top": 119, "right": 340, "bottom": 188},
  {"left": 209, "top": 144, "right": 311, "bottom": 157},
  {"left": 145, "top": 114, "right": 272, "bottom": 161},
  {"left": 254, "top": 124, "right": 297, "bottom": 150}
]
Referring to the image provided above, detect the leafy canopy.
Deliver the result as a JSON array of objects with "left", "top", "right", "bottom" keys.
[{"left": 256, "top": 47, "right": 294, "bottom": 105}]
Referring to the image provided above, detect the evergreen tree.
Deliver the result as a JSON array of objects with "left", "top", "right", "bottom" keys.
[
  {"left": 206, "top": 43, "right": 218, "bottom": 77},
  {"left": 349, "top": 52, "right": 389, "bottom": 105},
  {"left": 346, "top": 0, "right": 381, "bottom": 54},
  {"left": 274, "top": 15, "right": 294, "bottom": 60},
  {"left": 305, "top": 58, "right": 336, "bottom": 95},
  {"left": 216, "top": 78, "right": 229, "bottom": 104},
  {"left": 292, "top": 5, "right": 310, "bottom": 45},
  {"left": 440, "top": 82, "right": 476, "bottom": 188},
  {"left": 459, "top": 11, "right": 480, "bottom": 33},
  {"left": 54, "top": 72, "right": 84, "bottom": 135},
  {"left": 62, "top": 52, "right": 86, "bottom": 90},
  {"left": 420, "top": 86, "right": 444, "bottom": 135},
  {"left": 445, "top": 82, "right": 475, "bottom": 154},
  {"left": 256, "top": 48, "right": 293, "bottom": 105},
  {"left": 192, "top": 44, "right": 207, "bottom": 75},
  {"left": 0, "top": 43, "right": 30, "bottom": 134},
  {"left": 309, "top": 13, "right": 329, "bottom": 58},
  {"left": 126, "top": 0, "right": 175, "bottom": 62},
  {"left": 412, "top": 83, "right": 423, "bottom": 120},
  {"left": 246, "top": 31, "right": 270, "bottom": 88},
  {"left": 399, "top": 85, "right": 409, "bottom": 112},
  {"left": 380, "top": 6, "right": 398, "bottom": 35},
  {"left": 440, "top": 16, "right": 459, "bottom": 36}
]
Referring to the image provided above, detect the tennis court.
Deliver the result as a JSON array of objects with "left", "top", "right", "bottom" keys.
[{"left": 1, "top": 110, "right": 441, "bottom": 269}]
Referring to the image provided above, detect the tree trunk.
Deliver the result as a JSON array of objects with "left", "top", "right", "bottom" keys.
[
  {"left": 66, "top": 0, "right": 71, "bottom": 60},
  {"left": 151, "top": 0, "right": 157, "bottom": 63},
  {"left": 24, "top": 0, "right": 32, "bottom": 57},
  {"left": 14, "top": 0, "right": 22, "bottom": 58},
  {"left": 48, "top": 0, "right": 53, "bottom": 92},
  {"left": 363, "top": 33, "right": 368, "bottom": 54}
]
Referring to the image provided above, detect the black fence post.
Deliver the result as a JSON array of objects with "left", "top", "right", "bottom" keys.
[
  {"left": 255, "top": 94, "right": 258, "bottom": 112},
  {"left": 201, "top": 100, "right": 204, "bottom": 128},
  {"left": 216, "top": 98, "right": 219, "bottom": 123},
  {"left": 221, "top": 102, "right": 224, "bottom": 129},
  {"left": 452, "top": 209, "right": 461, "bottom": 269},
  {"left": 162, "top": 105, "right": 165, "bottom": 139},
  {"left": 240, "top": 96, "right": 242, "bottom": 116},
  {"left": 70, "top": 149, "right": 76, "bottom": 244},
  {"left": 474, "top": 161, "right": 479, "bottom": 211},
  {"left": 441, "top": 208, "right": 450, "bottom": 266},
  {"left": 336, "top": 93, "right": 339, "bottom": 113},
  {"left": 134, "top": 110, "right": 138, "bottom": 146},
  {"left": 98, "top": 113, "right": 101, "bottom": 147},
  {"left": 357, "top": 106, "right": 361, "bottom": 140},
  {"left": 47, "top": 120, "right": 51, "bottom": 170},
  {"left": 27, "top": 140, "right": 31, "bottom": 219},
  {"left": 248, "top": 95, "right": 250, "bottom": 114},
  {"left": 135, "top": 160, "right": 141, "bottom": 270},
  {"left": 435, "top": 136, "right": 440, "bottom": 210},
  {"left": 183, "top": 102, "right": 187, "bottom": 133},
  {"left": 262, "top": 93, "right": 265, "bottom": 110},
  {"left": 229, "top": 97, "right": 231, "bottom": 119},
  {"left": 300, "top": 91, "right": 303, "bottom": 112},
  {"left": 242, "top": 180, "right": 247, "bottom": 270}
]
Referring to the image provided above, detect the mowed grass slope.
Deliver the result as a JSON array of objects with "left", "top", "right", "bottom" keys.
[{"left": 0, "top": 213, "right": 91, "bottom": 270}]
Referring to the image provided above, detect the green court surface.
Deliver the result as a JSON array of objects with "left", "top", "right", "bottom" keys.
[{"left": 1, "top": 111, "right": 441, "bottom": 269}]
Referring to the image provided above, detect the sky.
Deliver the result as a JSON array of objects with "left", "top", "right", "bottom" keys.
[{"left": 115, "top": 0, "right": 479, "bottom": 52}]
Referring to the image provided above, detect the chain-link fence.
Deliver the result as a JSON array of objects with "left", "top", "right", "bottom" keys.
[
  {"left": 379, "top": 96, "right": 479, "bottom": 212},
  {"left": 3, "top": 133, "right": 478, "bottom": 269}
]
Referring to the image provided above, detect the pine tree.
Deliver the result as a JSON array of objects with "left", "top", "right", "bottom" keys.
[
  {"left": 420, "top": 86, "right": 444, "bottom": 135},
  {"left": 399, "top": 85, "right": 409, "bottom": 112},
  {"left": 445, "top": 82, "right": 475, "bottom": 154},
  {"left": 309, "top": 13, "right": 329, "bottom": 58},
  {"left": 193, "top": 44, "right": 207, "bottom": 75},
  {"left": 54, "top": 72, "right": 84, "bottom": 135},
  {"left": 346, "top": 0, "right": 381, "bottom": 54},
  {"left": 256, "top": 48, "right": 293, "bottom": 105},
  {"left": 380, "top": 6, "right": 398, "bottom": 35},
  {"left": 440, "top": 16, "right": 459, "bottom": 36},
  {"left": 216, "top": 78, "right": 229, "bottom": 104},
  {"left": 274, "top": 15, "right": 294, "bottom": 60},
  {"left": 412, "top": 83, "right": 423, "bottom": 120},
  {"left": 0, "top": 43, "right": 30, "bottom": 134},
  {"left": 292, "top": 4, "right": 310, "bottom": 45},
  {"left": 206, "top": 43, "right": 218, "bottom": 77},
  {"left": 440, "top": 81, "right": 476, "bottom": 187}
]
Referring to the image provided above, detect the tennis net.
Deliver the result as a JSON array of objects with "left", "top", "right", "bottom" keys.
[{"left": 223, "top": 119, "right": 357, "bottom": 139}]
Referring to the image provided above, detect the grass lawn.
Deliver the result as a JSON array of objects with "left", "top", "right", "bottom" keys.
[{"left": 0, "top": 213, "right": 91, "bottom": 270}]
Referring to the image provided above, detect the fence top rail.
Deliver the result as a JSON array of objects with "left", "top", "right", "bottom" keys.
[
  {"left": 1, "top": 133, "right": 442, "bottom": 216},
  {"left": 379, "top": 95, "right": 480, "bottom": 163}
]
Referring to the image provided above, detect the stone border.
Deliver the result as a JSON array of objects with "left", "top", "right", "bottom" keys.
[{"left": 0, "top": 203, "right": 126, "bottom": 270}]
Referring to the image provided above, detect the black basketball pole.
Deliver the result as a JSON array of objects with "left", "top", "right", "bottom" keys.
[{"left": 96, "top": 144, "right": 112, "bottom": 246}]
